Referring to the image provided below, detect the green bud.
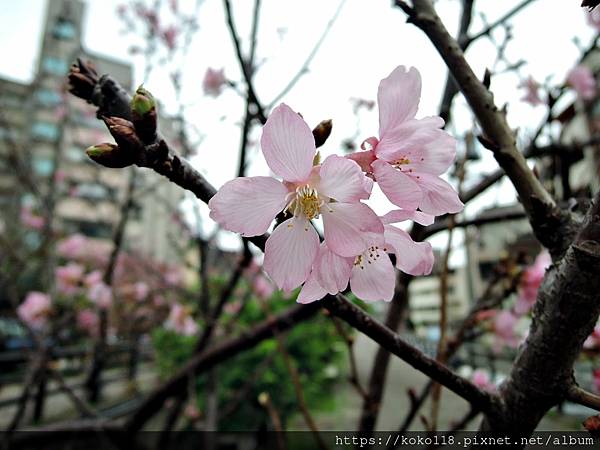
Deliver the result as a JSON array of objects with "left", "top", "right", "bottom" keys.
[
  {"left": 86, "top": 143, "right": 133, "bottom": 168},
  {"left": 131, "top": 84, "right": 156, "bottom": 116}
]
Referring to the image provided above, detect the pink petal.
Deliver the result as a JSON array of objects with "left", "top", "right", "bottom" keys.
[
  {"left": 321, "top": 202, "right": 383, "bottom": 257},
  {"left": 347, "top": 149, "right": 376, "bottom": 173},
  {"left": 350, "top": 253, "right": 395, "bottom": 302},
  {"left": 314, "top": 244, "right": 352, "bottom": 294},
  {"left": 376, "top": 117, "right": 456, "bottom": 176},
  {"left": 381, "top": 209, "right": 435, "bottom": 226},
  {"left": 317, "top": 155, "right": 371, "bottom": 202},
  {"left": 412, "top": 173, "right": 464, "bottom": 215},
  {"left": 209, "top": 176, "right": 288, "bottom": 236},
  {"left": 260, "top": 103, "right": 316, "bottom": 183},
  {"left": 264, "top": 217, "right": 319, "bottom": 292},
  {"left": 378, "top": 66, "right": 421, "bottom": 136},
  {"left": 372, "top": 160, "right": 422, "bottom": 210},
  {"left": 384, "top": 225, "right": 434, "bottom": 276},
  {"left": 297, "top": 272, "right": 328, "bottom": 304}
]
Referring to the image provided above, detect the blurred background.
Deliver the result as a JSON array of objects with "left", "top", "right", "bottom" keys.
[{"left": 0, "top": 0, "right": 599, "bottom": 439}]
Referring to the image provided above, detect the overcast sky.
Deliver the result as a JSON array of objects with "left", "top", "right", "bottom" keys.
[{"left": 0, "top": 0, "right": 595, "bottom": 262}]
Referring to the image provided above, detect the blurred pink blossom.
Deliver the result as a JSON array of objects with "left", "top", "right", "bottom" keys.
[
  {"left": 584, "top": 326, "right": 600, "bottom": 350},
  {"left": 55, "top": 263, "right": 85, "bottom": 295},
  {"left": 77, "top": 309, "right": 99, "bottom": 336},
  {"left": 252, "top": 274, "right": 275, "bottom": 299},
  {"left": 162, "top": 26, "right": 178, "bottom": 51},
  {"left": 519, "top": 77, "right": 543, "bottom": 106},
  {"left": 594, "top": 369, "right": 600, "bottom": 393},
  {"left": 88, "top": 282, "right": 113, "bottom": 309},
  {"left": 134, "top": 281, "right": 150, "bottom": 301},
  {"left": 567, "top": 65, "right": 596, "bottom": 100},
  {"left": 20, "top": 207, "right": 45, "bottom": 230},
  {"left": 84, "top": 270, "right": 103, "bottom": 287},
  {"left": 164, "top": 303, "right": 198, "bottom": 336},
  {"left": 17, "top": 292, "right": 52, "bottom": 330},
  {"left": 471, "top": 369, "right": 496, "bottom": 392},
  {"left": 202, "top": 68, "right": 227, "bottom": 97},
  {"left": 515, "top": 251, "right": 551, "bottom": 316},
  {"left": 57, "top": 234, "right": 87, "bottom": 259},
  {"left": 493, "top": 310, "right": 520, "bottom": 351},
  {"left": 587, "top": 8, "right": 600, "bottom": 31}
]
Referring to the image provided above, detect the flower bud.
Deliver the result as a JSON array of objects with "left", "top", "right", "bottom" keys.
[
  {"left": 86, "top": 143, "right": 134, "bottom": 168},
  {"left": 312, "top": 119, "right": 332, "bottom": 149},
  {"left": 103, "top": 116, "right": 144, "bottom": 150},
  {"left": 131, "top": 85, "right": 158, "bottom": 144}
]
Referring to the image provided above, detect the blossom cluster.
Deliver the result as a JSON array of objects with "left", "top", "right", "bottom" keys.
[{"left": 209, "top": 66, "right": 463, "bottom": 303}]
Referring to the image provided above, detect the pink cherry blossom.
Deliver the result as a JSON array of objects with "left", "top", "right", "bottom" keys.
[
  {"left": 209, "top": 104, "right": 383, "bottom": 292},
  {"left": 162, "top": 25, "right": 178, "bottom": 51},
  {"left": 253, "top": 274, "right": 275, "bottom": 299},
  {"left": 55, "top": 263, "right": 85, "bottom": 295},
  {"left": 20, "top": 206, "right": 45, "bottom": 230},
  {"left": 57, "top": 234, "right": 87, "bottom": 259},
  {"left": 471, "top": 369, "right": 496, "bottom": 392},
  {"left": 594, "top": 369, "right": 600, "bottom": 394},
  {"left": 587, "top": 8, "right": 600, "bottom": 31},
  {"left": 17, "top": 292, "right": 52, "bottom": 330},
  {"left": 133, "top": 281, "right": 150, "bottom": 301},
  {"left": 567, "top": 65, "right": 596, "bottom": 100},
  {"left": 297, "top": 216, "right": 433, "bottom": 304},
  {"left": 493, "top": 310, "right": 520, "bottom": 351},
  {"left": 519, "top": 77, "right": 543, "bottom": 106},
  {"left": 348, "top": 66, "right": 463, "bottom": 216},
  {"left": 84, "top": 270, "right": 103, "bottom": 287},
  {"left": 164, "top": 303, "right": 198, "bottom": 336},
  {"left": 584, "top": 326, "right": 600, "bottom": 350},
  {"left": 88, "top": 282, "right": 113, "bottom": 309},
  {"left": 202, "top": 68, "right": 227, "bottom": 97},
  {"left": 515, "top": 251, "right": 551, "bottom": 316},
  {"left": 77, "top": 309, "right": 99, "bottom": 337}
]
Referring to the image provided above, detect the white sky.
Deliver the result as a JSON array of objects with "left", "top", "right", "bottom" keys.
[{"left": 0, "top": 0, "right": 595, "bottom": 264}]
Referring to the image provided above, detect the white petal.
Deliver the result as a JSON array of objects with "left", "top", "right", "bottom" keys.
[
  {"left": 264, "top": 217, "right": 320, "bottom": 292},
  {"left": 208, "top": 176, "right": 288, "bottom": 236}
]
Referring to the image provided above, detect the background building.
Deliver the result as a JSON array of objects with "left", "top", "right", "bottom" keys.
[{"left": 0, "top": 0, "right": 184, "bottom": 269}]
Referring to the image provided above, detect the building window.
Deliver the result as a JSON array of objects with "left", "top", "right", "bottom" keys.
[
  {"left": 52, "top": 18, "right": 77, "bottom": 40},
  {"left": 76, "top": 182, "right": 111, "bottom": 200},
  {"left": 31, "top": 122, "right": 59, "bottom": 141},
  {"left": 34, "top": 88, "right": 62, "bottom": 107},
  {"left": 66, "top": 146, "right": 85, "bottom": 162},
  {"left": 42, "top": 56, "right": 68, "bottom": 76},
  {"left": 32, "top": 157, "right": 54, "bottom": 176},
  {"left": 64, "top": 219, "right": 112, "bottom": 239}
]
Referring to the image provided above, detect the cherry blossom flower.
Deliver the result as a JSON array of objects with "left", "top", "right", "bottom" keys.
[
  {"left": 20, "top": 206, "right": 45, "bottom": 230},
  {"left": 202, "top": 68, "right": 227, "bottom": 97},
  {"left": 209, "top": 103, "right": 382, "bottom": 292},
  {"left": 471, "top": 369, "right": 496, "bottom": 392},
  {"left": 519, "top": 77, "right": 543, "bottom": 106},
  {"left": 88, "top": 282, "right": 113, "bottom": 310},
  {"left": 133, "top": 281, "right": 150, "bottom": 301},
  {"left": 493, "top": 310, "right": 521, "bottom": 351},
  {"left": 584, "top": 325, "right": 600, "bottom": 350},
  {"left": 594, "top": 369, "right": 600, "bottom": 393},
  {"left": 57, "top": 234, "right": 87, "bottom": 259},
  {"left": 348, "top": 66, "right": 463, "bottom": 216},
  {"left": 515, "top": 251, "right": 551, "bottom": 316},
  {"left": 587, "top": 8, "right": 600, "bottom": 31},
  {"left": 567, "top": 65, "right": 596, "bottom": 100},
  {"left": 164, "top": 303, "right": 198, "bottom": 336},
  {"left": 77, "top": 309, "right": 99, "bottom": 336},
  {"left": 18, "top": 292, "right": 52, "bottom": 330},
  {"left": 84, "top": 270, "right": 103, "bottom": 287},
  {"left": 162, "top": 25, "right": 178, "bottom": 51},
  {"left": 55, "top": 263, "right": 85, "bottom": 295},
  {"left": 297, "top": 213, "right": 434, "bottom": 303},
  {"left": 253, "top": 274, "right": 275, "bottom": 299}
]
